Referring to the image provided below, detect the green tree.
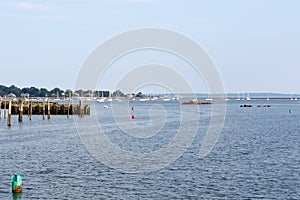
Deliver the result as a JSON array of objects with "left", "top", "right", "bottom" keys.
[
  {"left": 0, "top": 85, "right": 8, "bottom": 96},
  {"left": 39, "top": 88, "right": 49, "bottom": 97},
  {"left": 112, "top": 90, "right": 125, "bottom": 97},
  {"left": 49, "top": 87, "right": 64, "bottom": 97},
  {"left": 65, "top": 89, "right": 73, "bottom": 97},
  {"left": 8, "top": 85, "right": 21, "bottom": 97},
  {"left": 136, "top": 92, "right": 143, "bottom": 97}
]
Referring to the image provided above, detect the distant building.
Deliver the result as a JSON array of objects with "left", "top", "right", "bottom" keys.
[
  {"left": 7, "top": 93, "right": 16, "bottom": 98},
  {"left": 21, "top": 93, "right": 29, "bottom": 97}
]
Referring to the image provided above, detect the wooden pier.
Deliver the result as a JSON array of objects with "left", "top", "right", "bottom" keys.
[{"left": 0, "top": 102, "right": 90, "bottom": 116}]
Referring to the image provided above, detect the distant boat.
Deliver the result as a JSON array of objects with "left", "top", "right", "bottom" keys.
[
  {"left": 115, "top": 98, "right": 122, "bottom": 102},
  {"left": 139, "top": 98, "right": 149, "bottom": 102},
  {"left": 54, "top": 91, "right": 60, "bottom": 101},
  {"left": 151, "top": 96, "right": 158, "bottom": 101},
  {"left": 173, "top": 96, "right": 180, "bottom": 101},
  {"left": 246, "top": 93, "right": 251, "bottom": 101},
  {"left": 236, "top": 93, "right": 241, "bottom": 101},
  {"left": 162, "top": 97, "right": 171, "bottom": 102},
  {"left": 104, "top": 105, "right": 109, "bottom": 109},
  {"left": 205, "top": 94, "right": 212, "bottom": 101},
  {"left": 97, "top": 98, "right": 105, "bottom": 102}
]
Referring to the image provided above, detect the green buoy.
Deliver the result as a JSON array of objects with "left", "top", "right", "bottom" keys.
[
  {"left": 289, "top": 109, "right": 292, "bottom": 114},
  {"left": 12, "top": 193, "right": 22, "bottom": 200},
  {"left": 11, "top": 174, "right": 22, "bottom": 193}
]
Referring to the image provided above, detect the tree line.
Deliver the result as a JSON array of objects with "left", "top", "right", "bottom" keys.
[
  {"left": 0, "top": 85, "right": 151, "bottom": 98},
  {"left": 0, "top": 85, "right": 115, "bottom": 98}
]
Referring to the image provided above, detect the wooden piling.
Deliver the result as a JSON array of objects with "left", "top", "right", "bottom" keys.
[
  {"left": 7, "top": 101, "right": 12, "bottom": 126},
  {"left": 67, "top": 98, "right": 70, "bottom": 118},
  {"left": 0, "top": 96, "right": 2, "bottom": 119},
  {"left": 1, "top": 101, "right": 89, "bottom": 116},
  {"left": 4, "top": 96, "right": 6, "bottom": 119},
  {"left": 42, "top": 101, "right": 45, "bottom": 120},
  {"left": 79, "top": 99, "right": 84, "bottom": 117},
  {"left": 47, "top": 99, "right": 50, "bottom": 120},
  {"left": 24, "top": 96, "right": 28, "bottom": 117},
  {"left": 29, "top": 101, "right": 32, "bottom": 120},
  {"left": 18, "top": 101, "right": 23, "bottom": 123}
]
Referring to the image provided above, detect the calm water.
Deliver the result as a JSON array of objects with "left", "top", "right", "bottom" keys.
[{"left": 0, "top": 99, "right": 299, "bottom": 199}]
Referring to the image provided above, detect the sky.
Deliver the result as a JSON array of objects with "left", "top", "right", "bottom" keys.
[{"left": 0, "top": 0, "right": 300, "bottom": 94}]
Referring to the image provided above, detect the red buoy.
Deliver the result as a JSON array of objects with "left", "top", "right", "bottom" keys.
[
  {"left": 131, "top": 114, "right": 135, "bottom": 119},
  {"left": 132, "top": 107, "right": 134, "bottom": 111}
]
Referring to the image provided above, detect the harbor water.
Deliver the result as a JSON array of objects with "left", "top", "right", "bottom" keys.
[{"left": 0, "top": 99, "right": 299, "bottom": 199}]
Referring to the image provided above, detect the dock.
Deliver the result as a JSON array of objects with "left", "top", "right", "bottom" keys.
[{"left": 0, "top": 102, "right": 90, "bottom": 115}]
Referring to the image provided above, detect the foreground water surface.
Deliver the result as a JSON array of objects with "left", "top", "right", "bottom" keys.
[{"left": 0, "top": 99, "right": 299, "bottom": 199}]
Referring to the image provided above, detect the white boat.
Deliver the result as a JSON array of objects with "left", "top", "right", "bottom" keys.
[
  {"left": 246, "top": 93, "right": 251, "bottom": 101},
  {"left": 151, "top": 97, "right": 158, "bottom": 101},
  {"left": 205, "top": 94, "right": 213, "bottom": 101},
  {"left": 236, "top": 93, "right": 241, "bottom": 100},
  {"left": 139, "top": 98, "right": 149, "bottom": 102},
  {"left": 104, "top": 105, "right": 109, "bottom": 109},
  {"left": 115, "top": 98, "right": 122, "bottom": 102},
  {"left": 97, "top": 98, "right": 105, "bottom": 102},
  {"left": 162, "top": 98, "right": 171, "bottom": 101},
  {"left": 173, "top": 96, "right": 180, "bottom": 101}
]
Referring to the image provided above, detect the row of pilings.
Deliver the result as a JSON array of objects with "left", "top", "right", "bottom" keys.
[
  {"left": 0, "top": 98, "right": 90, "bottom": 126},
  {"left": 0, "top": 102, "right": 90, "bottom": 115}
]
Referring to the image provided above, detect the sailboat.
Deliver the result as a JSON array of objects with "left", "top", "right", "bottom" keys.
[
  {"left": 159, "top": 92, "right": 171, "bottom": 101},
  {"left": 54, "top": 91, "right": 60, "bottom": 101},
  {"left": 292, "top": 94, "right": 297, "bottom": 101},
  {"left": 267, "top": 93, "right": 270, "bottom": 101},
  {"left": 151, "top": 96, "right": 158, "bottom": 101},
  {"left": 106, "top": 91, "right": 113, "bottom": 102},
  {"left": 246, "top": 93, "right": 251, "bottom": 101},
  {"left": 162, "top": 97, "right": 171, "bottom": 101},
  {"left": 205, "top": 93, "right": 212, "bottom": 101},
  {"left": 97, "top": 98, "right": 105, "bottom": 102},
  {"left": 139, "top": 98, "right": 149, "bottom": 102},
  {"left": 236, "top": 93, "right": 241, "bottom": 101}
]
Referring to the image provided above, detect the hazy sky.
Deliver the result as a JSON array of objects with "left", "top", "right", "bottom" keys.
[{"left": 1, "top": 0, "right": 299, "bottom": 93}]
